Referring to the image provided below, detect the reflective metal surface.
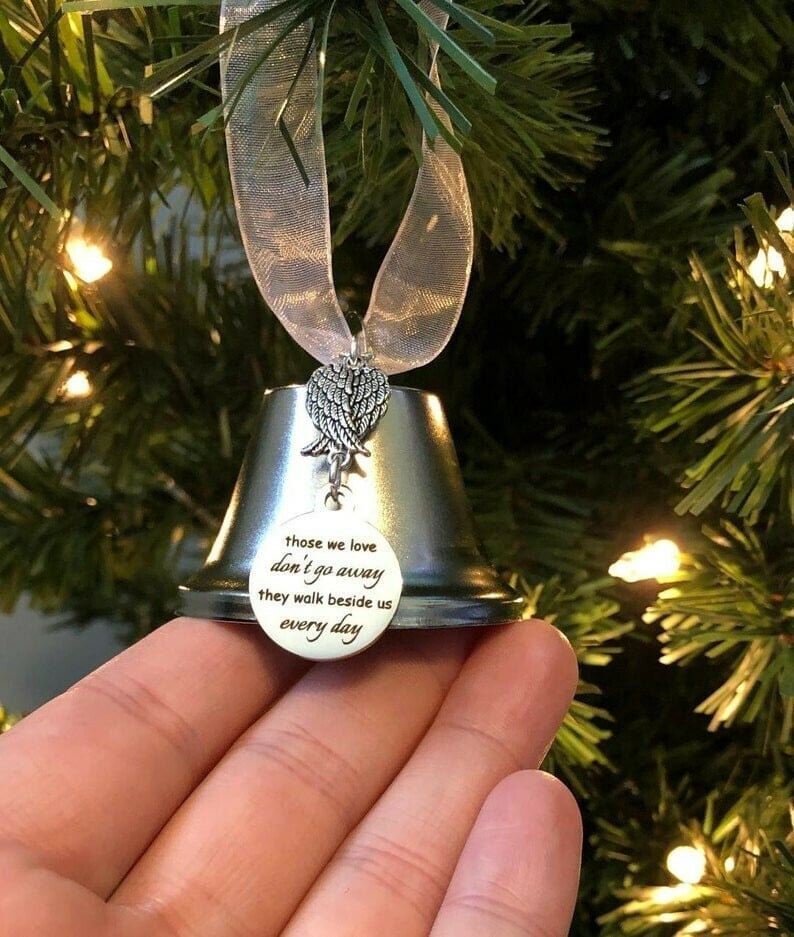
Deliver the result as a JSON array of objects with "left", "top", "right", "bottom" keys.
[{"left": 179, "top": 386, "right": 523, "bottom": 628}]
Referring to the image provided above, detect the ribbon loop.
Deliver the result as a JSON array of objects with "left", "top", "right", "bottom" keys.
[{"left": 221, "top": 1, "right": 473, "bottom": 375}]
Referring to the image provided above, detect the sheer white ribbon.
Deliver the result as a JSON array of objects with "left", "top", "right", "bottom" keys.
[{"left": 220, "top": 1, "right": 473, "bottom": 375}]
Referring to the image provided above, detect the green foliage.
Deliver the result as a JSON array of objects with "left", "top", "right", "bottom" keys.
[
  {"left": 0, "top": 0, "right": 601, "bottom": 259},
  {"left": 637, "top": 241, "right": 794, "bottom": 524},
  {"left": 326, "top": 1, "right": 602, "bottom": 252},
  {"left": 600, "top": 778, "right": 794, "bottom": 936},
  {"left": 643, "top": 522, "right": 794, "bottom": 744},
  {"left": 527, "top": 573, "right": 628, "bottom": 791},
  {"left": 0, "top": 0, "right": 236, "bottom": 326},
  {"left": 627, "top": 75, "right": 794, "bottom": 529},
  {"left": 463, "top": 422, "right": 634, "bottom": 790},
  {"left": 0, "top": 702, "right": 21, "bottom": 732},
  {"left": 0, "top": 233, "right": 311, "bottom": 630}
]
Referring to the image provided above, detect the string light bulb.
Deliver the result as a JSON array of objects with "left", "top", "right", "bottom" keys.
[
  {"left": 747, "top": 206, "right": 794, "bottom": 288},
  {"left": 650, "top": 883, "right": 697, "bottom": 904},
  {"left": 666, "top": 845, "right": 707, "bottom": 885},
  {"left": 681, "top": 921, "right": 708, "bottom": 933},
  {"left": 609, "top": 538, "right": 681, "bottom": 583},
  {"left": 61, "top": 371, "right": 93, "bottom": 400},
  {"left": 65, "top": 236, "right": 113, "bottom": 283}
]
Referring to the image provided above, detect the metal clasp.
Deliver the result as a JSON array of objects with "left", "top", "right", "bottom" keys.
[
  {"left": 347, "top": 321, "right": 373, "bottom": 368},
  {"left": 327, "top": 447, "right": 352, "bottom": 505}
]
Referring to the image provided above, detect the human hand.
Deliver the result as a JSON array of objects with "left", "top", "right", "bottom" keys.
[{"left": 0, "top": 617, "right": 581, "bottom": 936}]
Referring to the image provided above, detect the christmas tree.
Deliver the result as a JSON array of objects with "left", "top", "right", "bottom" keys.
[{"left": 1, "top": 1, "right": 792, "bottom": 932}]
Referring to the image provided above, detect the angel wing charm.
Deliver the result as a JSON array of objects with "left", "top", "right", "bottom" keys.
[{"left": 301, "top": 360, "right": 390, "bottom": 458}]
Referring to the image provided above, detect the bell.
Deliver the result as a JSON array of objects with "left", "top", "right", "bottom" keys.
[{"left": 179, "top": 385, "right": 522, "bottom": 628}]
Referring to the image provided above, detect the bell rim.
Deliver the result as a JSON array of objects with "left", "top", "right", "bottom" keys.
[{"left": 177, "top": 584, "right": 524, "bottom": 629}]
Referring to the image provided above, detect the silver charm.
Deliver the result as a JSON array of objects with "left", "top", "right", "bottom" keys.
[
  {"left": 302, "top": 359, "right": 390, "bottom": 457},
  {"left": 302, "top": 332, "right": 390, "bottom": 505}
]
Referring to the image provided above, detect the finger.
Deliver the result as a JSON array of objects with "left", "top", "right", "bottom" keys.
[
  {"left": 0, "top": 617, "right": 305, "bottom": 897},
  {"left": 283, "top": 619, "right": 577, "bottom": 937},
  {"left": 111, "top": 628, "right": 474, "bottom": 937},
  {"left": 430, "top": 771, "right": 582, "bottom": 937},
  {"left": 0, "top": 840, "right": 135, "bottom": 937}
]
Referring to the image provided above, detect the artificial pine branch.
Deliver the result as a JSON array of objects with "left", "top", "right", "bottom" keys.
[
  {"left": 499, "top": 0, "right": 794, "bottom": 374},
  {"left": 0, "top": 702, "right": 20, "bottom": 732},
  {"left": 463, "top": 421, "right": 634, "bottom": 786},
  {"left": 643, "top": 522, "right": 794, "bottom": 744},
  {"left": 630, "top": 90, "right": 794, "bottom": 524},
  {"left": 327, "top": 8, "right": 600, "bottom": 251},
  {"left": 0, "top": 225, "right": 312, "bottom": 631},
  {"left": 599, "top": 777, "right": 794, "bottom": 936},
  {"left": 636, "top": 242, "right": 794, "bottom": 523}
]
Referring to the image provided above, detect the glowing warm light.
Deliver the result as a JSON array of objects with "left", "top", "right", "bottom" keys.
[
  {"left": 65, "top": 236, "right": 113, "bottom": 283},
  {"left": 748, "top": 246, "right": 785, "bottom": 288},
  {"left": 666, "top": 845, "right": 707, "bottom": 885},
  {"left": 61, "top": 371, "right": 93, "bottom": 400},
  {"left": 724, "top": 856, "right": 736, "bottom": 873},
  {"left": 681, "top": 921, "right": 708, "bottom": 934},
  {"left": 747, "top": 206, "right": 794, "bottom": 288},
  {"left": 609, "top": 538, "right": 682, "bottom": 583},
  {"left": 651, "top": 883, "right": 697, "bottom": 904}
]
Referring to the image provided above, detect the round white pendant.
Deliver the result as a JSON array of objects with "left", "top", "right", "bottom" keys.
[{"left": 248, "top": 510, "right": 403, "bottom": 661}]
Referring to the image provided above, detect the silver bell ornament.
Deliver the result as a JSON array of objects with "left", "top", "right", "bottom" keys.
[
  {"left": 179, "top": 384, "right": 522, "bottom": 629},
  {"left": 192, "top": 0, "right": 521, "bottom": 658}
]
